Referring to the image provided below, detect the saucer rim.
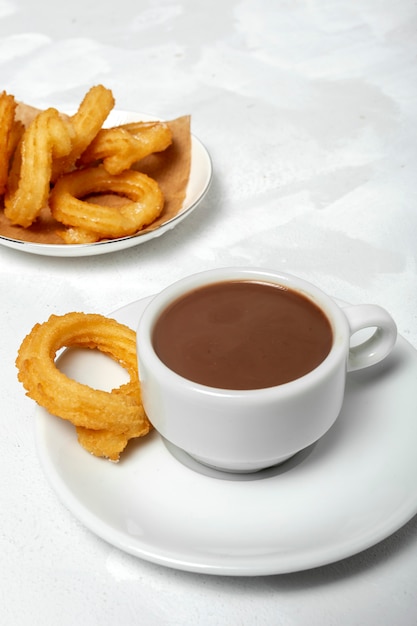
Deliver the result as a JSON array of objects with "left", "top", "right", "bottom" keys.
[{"left": 34, "top": 296, "right": 417, "bottom": 576}]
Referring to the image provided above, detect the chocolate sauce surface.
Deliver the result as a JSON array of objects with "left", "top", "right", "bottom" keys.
[{"left": 152, "top": 280, "right": 333, "bottom": 389}]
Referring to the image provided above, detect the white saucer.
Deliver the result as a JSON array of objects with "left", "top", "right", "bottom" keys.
[
  {"left": 0, "top": 111, "right": 212, "bottom": 257},
  {"left": 35, "top": 297, "right": 417, "bottom": 576}
]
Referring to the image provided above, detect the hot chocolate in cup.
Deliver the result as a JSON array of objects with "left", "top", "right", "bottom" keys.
[{"left": 137, "top": 268, "right": 397, "bottom": 473}]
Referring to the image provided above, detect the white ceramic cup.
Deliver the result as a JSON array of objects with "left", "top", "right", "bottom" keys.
[{"left": 137, "top": 268, "right": 397, "bottom": 473}]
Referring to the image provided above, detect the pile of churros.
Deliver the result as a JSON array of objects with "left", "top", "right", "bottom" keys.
[
  {"left": 8, "top": 83, "right": 194, "bottom": 460},
  {"left": 0, "top": 84, "right": 191, "bottom": 244}
]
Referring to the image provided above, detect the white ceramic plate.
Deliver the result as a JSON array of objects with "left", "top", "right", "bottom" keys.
[
  {"left": 0, "top": 111, "right": 212, "bottom": 257},
  {"left": 35, "top": 297, "right": 417, "bottom": 576}
]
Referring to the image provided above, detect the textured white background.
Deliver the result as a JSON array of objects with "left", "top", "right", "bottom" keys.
[{"left": 0, "top": 1, "right": 416, "bottom": 624}]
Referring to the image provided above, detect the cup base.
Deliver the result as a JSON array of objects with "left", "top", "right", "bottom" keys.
[
  {"left": 189, "top": 452, "right": 296, "bottom": 474},
  {"left": 162, "top": 438, "right": 316, "bottom": 482}
]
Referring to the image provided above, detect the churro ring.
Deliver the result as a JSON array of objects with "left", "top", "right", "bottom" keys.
[
  {"left": 16, "top": 312, "right": 151, "bottom": 461},
  {"left": 49, "top": 165, "right": 164, "bottom": 243}
]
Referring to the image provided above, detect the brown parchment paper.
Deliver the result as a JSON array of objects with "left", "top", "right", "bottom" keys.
[{"left": 0, "top": 106, "right": 191, "bottom": 245}]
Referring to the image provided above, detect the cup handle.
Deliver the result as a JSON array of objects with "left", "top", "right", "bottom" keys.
[{"left": 341, "top": 304, "right": 397, "bottom": 372}]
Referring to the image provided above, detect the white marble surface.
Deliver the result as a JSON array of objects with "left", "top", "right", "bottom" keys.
[{"left": 1, "top": 0, "right": 417, "bottom": 623}]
